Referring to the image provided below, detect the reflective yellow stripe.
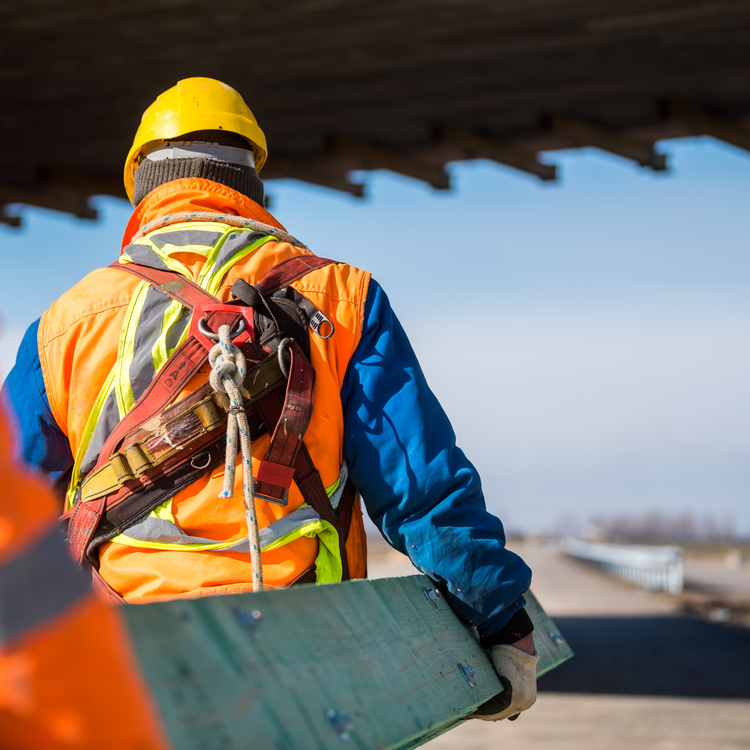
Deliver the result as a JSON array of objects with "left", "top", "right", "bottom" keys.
[
  {"left": 152, "top": 298, "right": 188, "bottom": 372},
  {"left": 201, "top": 235, "right": 277, "bottom": 296},
  {"left": 122, "top": 245, "right": 190, "bottom": 277},
  {"left": 110, "top": 535, "right": 241, "bottom": 553},
  {"left": 142, "top": 229, "right": 198, "bottom": 274},
  {"left": 65, "top": 369, "right": 117, "bottom": 511},
  {"left": 326, "top": 474, "right": 341, "bottom": 499},
  {"left": 114, "top": 280, "right": 150, "bottom": 418},
  {"left": 263, "top": 518, "right": 342, "bottom": 584},
  {"left": 152, "top": 499, "right": 176, "bottom": 522},
  {"left": 108, "top": 475, "right": 343, "bottom": 554},
  {"left": 70, "top": 223, "right": 285, "bottom": 531},
  {"left": 109, "top": 509, "right": 342, "bottom": 583},
  {"left": 147, "top": 222, "right": 231, "bottom": 254},
  {"left": 135, "top": 226, "right": 274, "bottom": 369}
]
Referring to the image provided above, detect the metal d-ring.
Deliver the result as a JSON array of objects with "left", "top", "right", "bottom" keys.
[
  {"left": 198, "top": 317, "right": 246, "bottom": 341},
  {"left": 190, "top": 451, "right": 212, "bottom": 470},
  {"left": 277, "top": 337, "right": 292, "bottom": 378}
]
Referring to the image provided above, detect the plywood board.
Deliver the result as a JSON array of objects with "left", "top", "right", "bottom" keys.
[{"left": 124, "top": 575, "right": 572, "bottom": 750}]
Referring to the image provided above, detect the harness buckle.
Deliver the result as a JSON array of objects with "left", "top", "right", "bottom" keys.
[{"left": 189, "top": 304, "right": 255, "bottom": 351}]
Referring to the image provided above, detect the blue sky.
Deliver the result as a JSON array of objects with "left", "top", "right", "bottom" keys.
[{"left": 1, "top": 137, "right": 749, "bottom": 535}]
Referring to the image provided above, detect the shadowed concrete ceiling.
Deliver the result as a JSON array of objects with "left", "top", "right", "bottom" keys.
[{"left": 2, "top": 0, "right": 750, "bottom": 224}]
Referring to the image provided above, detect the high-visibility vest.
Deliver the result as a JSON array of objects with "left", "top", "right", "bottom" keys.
[
  {"left": 40, "top": 187, "right": 370, "bottom": 601},
  {"left": 0, "top": 408, "right": 170, "bottom": 749}
]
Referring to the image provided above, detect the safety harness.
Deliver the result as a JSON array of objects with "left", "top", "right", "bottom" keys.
[{"left": 64, "top": 249, "right": 356, "bottom": 595}]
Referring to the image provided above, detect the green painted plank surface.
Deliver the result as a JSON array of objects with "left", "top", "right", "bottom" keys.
[
  {"left": 525, "top": 590, "right": 573, "bottom": 678},
  {"left": 124, "top": 576, "right": 572, "bottom": 750}
]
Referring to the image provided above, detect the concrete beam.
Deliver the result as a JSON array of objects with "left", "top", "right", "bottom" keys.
[
  {"left": 665, "top": 100, "right": 750, "bottom": 153},
  {"left": 438, "top": 125, "right": 558, "bottom": 181},
  {"left": 0, "top": 207, "right": 22, "bottom": 228},
  {"left": 264, "top": 157, "right": 366, "bottom": 198},
  {"left": 546, "top": 114, "right": 668, "bottom": 171},
  {"left": 0, "top": 182, "right": 98, "bottom": 220},
  {"left": 331, "top": 136, "right": 450, "bottom": 190}
]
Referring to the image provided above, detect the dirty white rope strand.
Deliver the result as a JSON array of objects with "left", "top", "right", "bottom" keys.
[{"left": 209, "top": 325, "right": 263, "bottom": 591}]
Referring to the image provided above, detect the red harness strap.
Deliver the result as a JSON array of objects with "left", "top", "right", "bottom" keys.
[
  {"left": 93, "top": 263, "right": 226, "bottom": 472},
  {"left": 106, "top": 263, "right": 223, "bottom": 308},
  {"left": 251, "top": 377, "right": 352, "bottom": 580},
  {"left": 257, "top": 255, "right": 340, "bottom": 295},
  {"left": 67, "top": 254, "right": 352, "bottom": 578},
  {"left": 254, "top": 341, "right": 314, "bottom": 504},
  {"left": 68, "top": 266, "right": 235, "bottom": 565}
]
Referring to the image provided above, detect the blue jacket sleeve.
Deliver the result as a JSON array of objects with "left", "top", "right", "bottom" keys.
[
  {"left": 1, "top": 319, "right": 73, "bottom": 492},
  {"left": 341, "top": 279, "right": 531, "bottom": 638}
]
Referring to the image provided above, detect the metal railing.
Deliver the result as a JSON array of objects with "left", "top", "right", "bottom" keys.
[{"left": 566, "top": 540, "right": 684, "bottom": 594}]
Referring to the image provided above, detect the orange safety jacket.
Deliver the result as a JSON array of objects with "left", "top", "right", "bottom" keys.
[
  {"left": 0, "top": 407, "right": 170, "bottom": 749},
  {"left": 39, "top": 178, "right": 369, "bottom": 602}
]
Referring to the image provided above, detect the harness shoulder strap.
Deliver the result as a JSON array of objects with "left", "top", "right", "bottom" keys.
[
  {"left": 112, "top": 261, "right": 219, "bottom": 308},
  {"left": 257, "top": 255, "right": 340, "bottom": 295},
  {"left": 94, "top": 262, "right": 241, "bottom": 473},
  {"left": 69, "top": 253, "right": 354, "bottom": 577}
]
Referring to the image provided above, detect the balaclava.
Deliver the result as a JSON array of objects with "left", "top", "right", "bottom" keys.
[{"left": 132, "top": 129, "right": 265, "bottom": 207}]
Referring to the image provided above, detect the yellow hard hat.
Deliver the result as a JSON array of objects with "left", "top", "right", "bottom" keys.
[{"left": 124, "top": 77, "right": 268, "bottom": 203}]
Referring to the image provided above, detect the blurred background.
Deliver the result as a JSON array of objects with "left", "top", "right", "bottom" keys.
[{"left": 2, "top": 1, "right": 749, "bottom": 748}]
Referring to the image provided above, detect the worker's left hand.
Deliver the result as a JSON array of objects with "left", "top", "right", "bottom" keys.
[{"left": 471, "top": 635, "right": 539, "bottom": 722}]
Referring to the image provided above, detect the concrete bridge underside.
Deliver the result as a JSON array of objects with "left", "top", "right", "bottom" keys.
[{"left": 2, "top": 0, "right": 750, "bottom": 223}]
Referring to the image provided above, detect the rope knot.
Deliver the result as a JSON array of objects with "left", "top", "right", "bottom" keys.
[
  {"left": 206, "top": 323, "right": 263, "bottom": 590},
  {"left": 208, "top": 325, "right": 246, "bottom": 396}
]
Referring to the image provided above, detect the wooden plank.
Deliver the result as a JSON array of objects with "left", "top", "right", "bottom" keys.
[
  {"left": 124, "top": 575, "right": 571, "bottom": 750},
  {"left": 389, "top": 588, "right": 573, "bottom": 750},
  {"left": 525, "top": 589, "right": 573, "bottom": 678}
]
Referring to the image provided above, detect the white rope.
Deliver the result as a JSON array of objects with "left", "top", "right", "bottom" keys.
[{"left": 209, "top": 325, "right": 263, "bottom": 591}]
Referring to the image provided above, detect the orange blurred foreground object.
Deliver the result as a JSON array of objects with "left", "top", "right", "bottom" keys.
[{"left": 0, "top": 408, "right": 171, "bottom": 749}]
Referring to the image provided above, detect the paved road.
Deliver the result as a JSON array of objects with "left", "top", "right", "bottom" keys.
[
  {"left": 368, "top": 543, "right": 750, "bottom": 750},
  {"left": 684, "top": 556, "right": 750, "bottom": 599}
]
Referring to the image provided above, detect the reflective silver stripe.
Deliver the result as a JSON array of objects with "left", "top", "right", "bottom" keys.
[
  {"left": 0, "top": 523, "right": 90, "bottom": 646},
  {"left": 149, "top": 230, "right": 223, "bottom": 250},
  {"left": 164, "top": 306, "right": 191, "bottom": 354},
  {"left": 123, "top": 243, "right": 171, "bottom": 270},
  {"left": 259, "top": 507, "right": 321, "bottom": 547},
  {"left": 213, "top": 231, "right": 270, "bottom": 270},
  {"left": 80, "top": 387, "right": 119, "bottom": 477},
  {"left": 123, "top": 506, "right": 322, "bottom": 551},
  {"left": 122, "top": 515, "right": 248, "bottom": 551},
  {"left": 328, "top": 462, "right": 349, "bottom": 511},
  {"left": 121, "top": 463, "right": 349, "bottom": 549},
  {"left": 129, "top": 285, "right": 172, "bottom": 403},
  {"left": 78, "top": 229, "right": 224, "bottom": 478}
]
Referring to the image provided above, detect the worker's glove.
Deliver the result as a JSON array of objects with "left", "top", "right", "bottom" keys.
[{"left": 472, "top": 644, "right": 539, "bottom": 722}]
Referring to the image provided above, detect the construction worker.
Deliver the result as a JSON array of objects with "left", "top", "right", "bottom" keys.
[
  {"left": 0, "top": 405, "right": 170, "bottom": 748},
  {"left": 3, "top": 78, "right": 536, "bottom": 721}
]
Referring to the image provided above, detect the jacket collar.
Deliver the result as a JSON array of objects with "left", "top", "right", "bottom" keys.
[{"left": 121, "top": 178, "right": 286, "bottom": 249}]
